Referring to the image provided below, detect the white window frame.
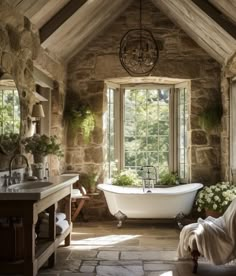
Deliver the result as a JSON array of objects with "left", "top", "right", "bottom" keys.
[{"left": 106, "top": 81, "right": 190, "bottom": 181}]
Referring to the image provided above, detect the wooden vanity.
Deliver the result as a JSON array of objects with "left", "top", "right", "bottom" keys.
[{"left": 0, "top": 175, "right": 78, "bottom": 276}]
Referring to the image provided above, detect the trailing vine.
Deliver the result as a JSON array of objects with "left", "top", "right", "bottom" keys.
[
  {"left": 199, "top": 101, "right": 223, "bottom": 131},
  {"left": 64, "top": 96, "right": 95, "bottom": 143}
]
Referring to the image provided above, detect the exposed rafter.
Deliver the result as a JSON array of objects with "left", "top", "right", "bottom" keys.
[
  {"left": 209, "top": 0, "right": 236, "bottom": 26},
  {"left": 152, "top": 0, "right": 236, "bottom": 64},
  {"left": 39, "top": 0, "right": 87, "bottom": 43},
  {"left": 193, "top": 0, "right": 236, "bottom": 39},
  {"left": 42, "top": 0, "right": 133, "bottom": 62},
  {"left": 9, "top": 0, "right": 70, "bottom": 29}
]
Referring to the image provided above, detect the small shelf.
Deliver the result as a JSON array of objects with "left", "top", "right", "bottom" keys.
[{"left": 36, "top": 224, "right": 72, "bottom": 269}]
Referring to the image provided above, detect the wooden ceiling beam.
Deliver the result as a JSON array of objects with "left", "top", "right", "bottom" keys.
[
  {"left": 193, "top": 0, "right": 236, "bottom": 39},
  {"left": 209, "top": 0, "right": 236, "bottom": 26},
  {"left": 151, "top": 0, "right": 236, "bottom": 64},
  {"left": 42, "top": 0, "right": 133, "bottom": 62},
  {"left": 39, "top": 0, "right": 87, "bottom": 43}
]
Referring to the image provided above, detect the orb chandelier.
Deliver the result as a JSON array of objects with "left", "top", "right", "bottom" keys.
[{"left": 119, "top": 0, "right": 159, "bottom": 76}]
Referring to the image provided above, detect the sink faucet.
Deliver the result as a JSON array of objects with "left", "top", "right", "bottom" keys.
[{"left": 8, "top": 154, "right": 29, "bottom": 186}]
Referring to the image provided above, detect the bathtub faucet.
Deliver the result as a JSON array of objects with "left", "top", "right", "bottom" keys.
[{"left": 140, "top": 166, "right": 157, "bottom": 192}]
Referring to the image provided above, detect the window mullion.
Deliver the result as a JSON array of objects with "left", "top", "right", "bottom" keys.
[{"left": 118, "top": 88, "right": 124, "bottom": 170}]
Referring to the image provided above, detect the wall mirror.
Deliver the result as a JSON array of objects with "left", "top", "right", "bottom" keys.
[{"left": 0, "top": 73, "right": 21, "bottom": 155}]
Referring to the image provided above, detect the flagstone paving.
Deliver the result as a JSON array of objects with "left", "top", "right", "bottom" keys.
[{"left": 38, "top": 220, "right": 236, "bottom": 276}]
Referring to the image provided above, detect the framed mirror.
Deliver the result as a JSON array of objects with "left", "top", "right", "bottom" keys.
[{"left": 0, "top": 73, "right": 21, "bottom": 155}]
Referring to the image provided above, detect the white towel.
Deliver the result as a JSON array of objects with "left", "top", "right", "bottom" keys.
[
  {"left": 39, "top": 212, "right": 66, "bottom": 222},
  {"left": 39, "top": 220, "right": 69, "bottom": 237},
  {"left": 56, "top": 219, "right": 69, "bottom": 234},
  {"left": 56, "top": 212, "right": 66, "bottom": 222}
]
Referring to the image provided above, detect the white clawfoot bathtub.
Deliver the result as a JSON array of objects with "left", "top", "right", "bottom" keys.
[{"left": 98, "top": 183, "right": 203, "bottom": 226}]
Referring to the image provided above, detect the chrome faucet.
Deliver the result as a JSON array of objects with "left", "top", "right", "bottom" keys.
[
  {"left": 140, "top": 166, "right": 157, "bottom": 192},
  {"left": 8, "top": 154, "right": 29, "bottom": 186}
]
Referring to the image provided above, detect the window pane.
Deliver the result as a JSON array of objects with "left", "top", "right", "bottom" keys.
[
  {"left": 178, "top": 87, "right": 189, "bottom": 180},
  {"left": 124, "top": 88, "right": 170, "bottom": 175},
  {"left": 105, "top": 88, "right": 116, "bottom": 178}
]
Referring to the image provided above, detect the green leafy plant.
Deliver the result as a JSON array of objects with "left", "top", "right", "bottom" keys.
[
  {"left": 81, "top": 172, "right": 99, "bottom": 193},
  {"left": 64, "top": 103, "right": 95, "bottom": 143},
  {"left": 159, "top": 172, "right": 180, "bottom": 185},
  {"left": 112, "top": 169, "right": 141, "bottom": 186},
  {"left": 21, "top": 134, "right": 63, "bottom": 157},
  {"left": 196, "top": 182, "right": 236, "bottom": 213},
  {"left": 199, "top": 102, "right": 223, "bottom": 130}
]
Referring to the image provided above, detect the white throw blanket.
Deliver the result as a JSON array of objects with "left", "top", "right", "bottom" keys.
[{"left": 178, "top": 198, "right": 236, "bottom": 265}]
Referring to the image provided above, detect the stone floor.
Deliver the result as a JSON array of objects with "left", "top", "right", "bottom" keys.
[{"left": 38, "top": 220, "right": 236, "bottom": 276}]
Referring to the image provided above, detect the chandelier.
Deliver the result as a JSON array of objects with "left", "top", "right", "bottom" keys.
[{"left": 119, "top": 0, "right": 159, "bottom": 76}]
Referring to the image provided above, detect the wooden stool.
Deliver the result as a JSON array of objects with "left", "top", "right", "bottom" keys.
[{"left": 71, "top": 182, "right": 90, "bottom": 222}]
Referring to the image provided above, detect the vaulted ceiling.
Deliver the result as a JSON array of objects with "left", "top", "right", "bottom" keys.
[{"left": 7, "top": 0, "right": 236, "bottom": 66}]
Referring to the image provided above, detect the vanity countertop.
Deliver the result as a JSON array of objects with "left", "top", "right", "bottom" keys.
[{"left": 0, "top": 174, "right": 79, "bottom": 200}]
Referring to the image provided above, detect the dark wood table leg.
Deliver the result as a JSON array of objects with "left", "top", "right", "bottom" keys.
[
  {"left": 191, "top": 250, "right": 200, "bottom": 274},
  {"left": 23, "top": 218, "right": 36, "bottom": 276},
  {"left": 48, "top": 204, "right": 56, "bottom": 267},
  {"left": 64, "top": 194, "right": 71, "bottom": 246}
]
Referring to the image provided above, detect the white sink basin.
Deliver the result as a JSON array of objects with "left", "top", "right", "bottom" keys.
[{"left": 8, "top": 181, "right": 53, "bottom": 190}]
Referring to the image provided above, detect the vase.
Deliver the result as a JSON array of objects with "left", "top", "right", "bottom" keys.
[
  {"left": 33, "top": 154, "right": 46, "bottom": 164},
  {"left": 205, "top": 209, "right": 222, "bottom": 218}
]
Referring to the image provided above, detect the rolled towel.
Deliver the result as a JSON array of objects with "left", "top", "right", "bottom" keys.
[
  {"left": 39, "top": 222, "right": 49, "bottom": 233},
  {"left": 56, "top": 219, "right": 69, "bottom": 235},
  {"left": 38, "top": 231, "right": 49, "bottom": 238},
  {"left": 39, "top": 219, "right": 69, "bottom": 236},
  {"left": 39, "top": 212, "right": 66, "bottom": 223},
  {"left": 39, "top": 212, "right": 49, "bottom": 220},
  {"left": 56, "top": 212, "right": 66, "bottom": 222}
]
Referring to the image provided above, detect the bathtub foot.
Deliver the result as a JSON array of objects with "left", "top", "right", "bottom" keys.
[
  {"left": 117, "top": 220, "right": 123, "bottom": 228},
  {"left": 114, "top": 211, "right": 127, "bottom": 228},
  {"left": 175, "top": 212, "right": 185, "bottom": 229}
]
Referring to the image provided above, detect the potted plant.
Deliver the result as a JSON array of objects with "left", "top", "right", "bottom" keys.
[
  {"left": 80, "top": 172, "right": 99, "bottom": 193},
  {"left": 112, "top": 169, "right": 141, "bottom": 186},
  {"left": 196, "top": 182, "right": 236, "bottom": 217},
  {"left": 21, "top": 134, "right": 63, "bottom": 163},
  {"left": 158, "top": 172, "right": 180, "bottom": 186}
]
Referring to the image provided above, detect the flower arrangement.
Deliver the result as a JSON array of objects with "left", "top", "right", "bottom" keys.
[
  {"left": 21, "top": 134, "right": 63, "bottom": 157},
  {"left": 196, "top": 182, "right": 236, "bottom": 213},
  {"left": 112, "top": 169, "right": 141, "bottom": 186}
]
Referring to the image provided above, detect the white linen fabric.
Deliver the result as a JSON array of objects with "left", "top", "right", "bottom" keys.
[
  {"left": 39, "top": 219, "right": 69, "bottom": 238},
  {"left": 177, "top": 198, "right": 236, "bottom": 265}
]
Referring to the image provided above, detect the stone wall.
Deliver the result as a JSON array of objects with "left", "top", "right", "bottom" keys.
[
  {"left": 0, "top": 0, "right": 39, "bottom": 170},
  {"left": 0, "top": 0, "right": 66, "bottom": 175},
  {"left": 66, "top": 1, "right": 221, "bottom": 218}
]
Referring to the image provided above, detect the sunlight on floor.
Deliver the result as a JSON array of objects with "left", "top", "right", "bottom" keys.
[
  {"left": 160, "top": 271, "right": 173, "bottom": 276},
  {"left": 70, "top": 234, "right": 141, "bottom": 248}
]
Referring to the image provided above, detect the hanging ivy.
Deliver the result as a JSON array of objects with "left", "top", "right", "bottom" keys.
[
  {"left": 198, "top": 101, "right": 223, "bottom": 131},
  {"left": 64, "top": 97, "right": 95, "bottom": 143}
]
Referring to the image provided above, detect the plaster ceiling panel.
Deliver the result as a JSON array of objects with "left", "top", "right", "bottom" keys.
[{"left": 41, "top": 0, "right": 133, "bottom": 62}]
